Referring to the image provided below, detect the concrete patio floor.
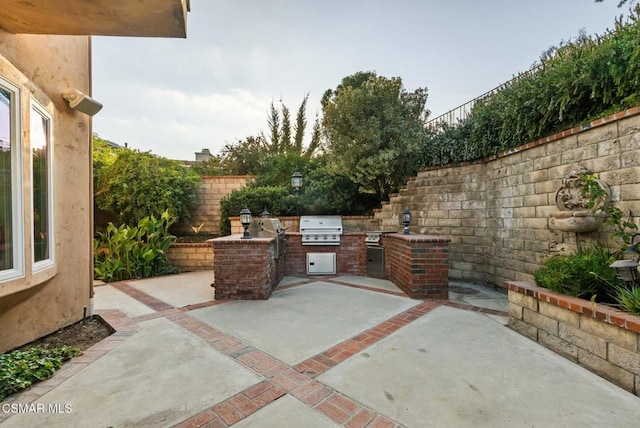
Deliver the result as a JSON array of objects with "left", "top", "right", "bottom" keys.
[{"left": 2, "top": 272, "right": 640, "bottom": 427}]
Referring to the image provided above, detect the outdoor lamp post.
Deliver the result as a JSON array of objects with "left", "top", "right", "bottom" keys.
[
  {"left": 261, "top": 207, "right": 271, "bottom": 218},
  {"left": 291, "top": 167, "right": 303, "bottom": 216},
  {"left": 240, "top": 206, "right": 252, "bottom": 239},
  {"left": 402, "top": 206, "right": 411, "bottom": 235},
  {"left": 610, "top": 233, "right": 640, "bottom": 284},
  {"left": 610, "top": 259, "right": 639, "bottom": 284}
]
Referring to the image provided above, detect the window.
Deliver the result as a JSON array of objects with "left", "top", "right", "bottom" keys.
[
  {"left": 0, "top": 78, "right": 23, "bottom": 282},
  {"left": 31, "top": 101, "right": 53, "bottom": 269}
]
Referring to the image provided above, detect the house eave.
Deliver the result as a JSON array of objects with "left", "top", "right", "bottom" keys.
[{"left": 0, "top": 0, "right": 189, "bottom": 38}]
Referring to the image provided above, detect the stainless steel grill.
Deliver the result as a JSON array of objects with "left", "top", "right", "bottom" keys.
[
  {"left": 249, "top": 218, "right": 286, "bottom": 258},
  {"left": 299, "top": 215, "right": 343, "bottom": 246}
]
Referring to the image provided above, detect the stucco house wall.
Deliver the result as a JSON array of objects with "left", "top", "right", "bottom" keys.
[
  {"left": 0, "top": 1, "right": 189, "bottom": 353},
  {"left": 0, "top": 32, "right": 93, "bottom": 353}
]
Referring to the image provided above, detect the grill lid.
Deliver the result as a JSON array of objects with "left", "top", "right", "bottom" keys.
[
  {"left": 299, "top": 215, "right": 343, "bottom": 234},
  {"left": 300, "top": 215, "right": 343, "bottom": 246}
]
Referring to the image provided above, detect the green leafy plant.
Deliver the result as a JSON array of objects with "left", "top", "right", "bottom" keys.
[
  {"left": 576, "top": 171, "right": 638, "bottom": 245},
  {"left": 422, "top": 7, "right": 640, "bottom": 167},
  {"left": 0, "top": 346, "right": 81, "bottom": 400},
  {"left": 534, "top": 244, "right": 623, "bottom": 301},
  {"left": 219, "top": 186, "right": 298, "bottom": 236},
  {"left": 95, "top": 149, "right": 199, "bottom": 227},
  {"left": 94, "top": 211, "right": 178, "bottom": 282},
  {"left": 612, "top": 284, "right": 640, "bottom": 314}
]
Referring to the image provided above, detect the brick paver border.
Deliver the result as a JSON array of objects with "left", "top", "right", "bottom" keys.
[{"left": 0, "top": 277, "right": 507, "bottom": 427}]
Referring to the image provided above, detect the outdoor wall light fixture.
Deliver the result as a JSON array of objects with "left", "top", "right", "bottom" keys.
[
  {"left": 62, "top": 89, "right": 103, "bottom": 116},
  {"left": 402, "top": 207, "right": 411, "bottom": 235},
  {"left": 240, "top": 206, "right": 252, "bottom": 239},
  {"left": 610, "top": 233, "right": 640, "bottom": 284},
  {"left": 261, "top": 207, "right": 271, "bottom": 218}
]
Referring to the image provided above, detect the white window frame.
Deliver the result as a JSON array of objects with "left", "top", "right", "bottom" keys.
[
  {"left": 0, "top": 77, "right": 23, "bottom": 282},
  {"left": 30, "top": 99, "right": 54, "bottom": 272}
]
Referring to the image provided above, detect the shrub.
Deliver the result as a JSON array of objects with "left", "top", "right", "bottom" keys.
[
  {"left": 0, "top": 346, "right": 81, "bottom": 400},
  {"left": 94, "top": 211, "right": 178, "bottom": 282},
  {"left": 219, "top": 186, "right": 297, "bottom": 236},
  {"left": 613, "top": 285, "right": 640, "bottom": 315},
  {"left": 96, "top": 149, "right": 200, "bottom": 227},
  {"left": 422, "top": 8, "right": 640, "bottom": 167},
  {"left": 534, "top": 244, "right": 623, "bottom": 301}
]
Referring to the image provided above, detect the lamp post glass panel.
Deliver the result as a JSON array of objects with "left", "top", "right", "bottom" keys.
[
  {"left": 240, "top": 206, "right": 252, "bottom": 239},
  {"left": 610, "top": 233, "right": 640, "bottom": 284},
  {"left": 402, "top": 207, "right": 411, "bottom": 235},
  {"left": 291, "top": 167, "right": 303, "bottom": 216}
]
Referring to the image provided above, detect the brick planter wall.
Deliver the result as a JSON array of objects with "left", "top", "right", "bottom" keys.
[
  {"left": 383, "top": 234, "right": 451, "bottom": 299},
  {"left": 211, "top": 235, "right": 284, "bottom": 300},
  {"left": 166, "top": 242, "right": 214, "bottom": 272},
  {"left": 284, "top": 233, "right": 368, "bottom": 276},
  {"left": 508, "top": 280, "right": 640, "bottom": 395}
]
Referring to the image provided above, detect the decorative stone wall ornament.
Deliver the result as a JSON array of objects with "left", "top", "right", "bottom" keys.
[{"left": 550, "top": 166, "right": 611, "bottom": 233}]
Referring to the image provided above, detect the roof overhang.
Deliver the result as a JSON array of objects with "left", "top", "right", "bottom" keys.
[{"left": 0, "top": 0, "right": 189, "bottom": 38}]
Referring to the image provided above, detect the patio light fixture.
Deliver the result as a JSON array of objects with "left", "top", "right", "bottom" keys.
[
  {"left": 261, "top": 207, "right": 271, "bottom": 218},
  {"left": 291, "top": 167, "right": 303, "bottom": 216},
  {"left": 402, "top": 207, "right": 411, "bottom": 235},
  {"left": 610, "top": 233, "right": 640, "bottom": 284},
  {"left": 240, "top": 206, "right": 252, "bottom": 239},
  {"left": 291, "top": 167, "right": 303, "bottom": 192}
]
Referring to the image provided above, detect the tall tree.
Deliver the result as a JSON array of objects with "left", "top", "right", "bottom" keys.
[
  {"left": 321, "top": 71, "right": 429, "bottom": 200},
  {"left": 280, "top": 103, "right": 292, "bottom": 152},
  {"left": 294, "top": 93, "right": 309, "bottom": 153},
  {"left": 266, "top": 102, "right": 280, "bottom": 155}
]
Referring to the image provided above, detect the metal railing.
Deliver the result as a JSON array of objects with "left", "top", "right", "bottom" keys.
[{"left": 426, "top": 64, "right": 542, "bottom": 130}]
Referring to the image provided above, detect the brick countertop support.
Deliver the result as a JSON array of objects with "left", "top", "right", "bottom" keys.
[
  {"left": 382, "top": 234, "right": 451, "bottom": 299},
  {"left": 211, "top": 235, "right": 284, "bottom": 300}
]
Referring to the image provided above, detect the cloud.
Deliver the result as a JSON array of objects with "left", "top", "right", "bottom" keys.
[{"left": 93, "top": 85, "right": 276, "bottom": 160}]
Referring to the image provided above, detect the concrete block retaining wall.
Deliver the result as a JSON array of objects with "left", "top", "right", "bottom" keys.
[
  {"left": 173, "top": 175, "right": 252, "bottom": 236},
  {"left": 374, "top": 107, "right": 640, "bottom": 288},
  {"left": 166, "top": 242, "right": 214, "bottom": 272},
  {"left": 508, "top": 280, "right": 640, "bottom": 395}
]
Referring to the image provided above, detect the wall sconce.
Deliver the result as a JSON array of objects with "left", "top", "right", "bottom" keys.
[
  {"left": 62, "top": 89, "right": 103, "bottom": 116},
  {"left": 402, "top": 207, "right": 411, "bottom": 235},
  {"left": 240, "top": 206, "right": 252, "bottom": 239}
]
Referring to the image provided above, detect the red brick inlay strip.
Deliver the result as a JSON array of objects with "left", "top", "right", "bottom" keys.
[
  {"left": 295, "top": 300, "right": 441, "bottom": 378},
  {"left": 112, "top": 281, "right": 175, "bottom": 312}
]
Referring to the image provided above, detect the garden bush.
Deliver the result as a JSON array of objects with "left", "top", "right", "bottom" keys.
[
  {"left": 534, "top": 244, "right": 623, "bottom": 302},
  {"left": 95, "top": 149, "right": 199, "bottom": 227},
  {"left": 421, "top": 7, "right": 640, "bottom": 167},
  {"left": 219, "top": 186, "right": 297, "bottom": 236}
]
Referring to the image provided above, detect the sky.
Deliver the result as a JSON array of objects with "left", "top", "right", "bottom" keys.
[{"left": 91, "top": 0, "right": 628, "bottom": 161}]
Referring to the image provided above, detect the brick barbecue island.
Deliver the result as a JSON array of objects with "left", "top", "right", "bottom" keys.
[{"left": 211, "top": 232, "right": 450, "bottom": 300}]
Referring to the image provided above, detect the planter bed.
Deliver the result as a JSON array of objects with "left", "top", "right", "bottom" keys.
[{"left": 507, "top": 281, "right": 640, "bottom": 396}]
